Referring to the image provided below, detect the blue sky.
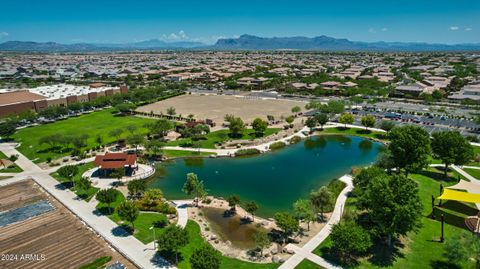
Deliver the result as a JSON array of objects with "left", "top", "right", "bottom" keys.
[{"left": 1, "top": 0, "right": 479, "bottom": 44}]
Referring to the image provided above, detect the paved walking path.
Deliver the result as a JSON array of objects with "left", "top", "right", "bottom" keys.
[
  {"left": 0, "top": 143, "right": 175, "bottom": 269},
  {"left": 162, "top": 126, "right": 309, "bottom": 156},
  {"left": 279, "top": 175, "right": 353, "bottom": 269},
  {"left": 172, "top": 200, "right": 193, "bottom": 229}
]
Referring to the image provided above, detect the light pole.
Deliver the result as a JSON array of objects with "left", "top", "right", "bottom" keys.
[{"left": 150, "top": 226, "right": 156, "bottom": 250}]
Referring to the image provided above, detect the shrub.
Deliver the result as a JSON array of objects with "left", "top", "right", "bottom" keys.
[
  {"left": 288, "top": 136, "right": 302, "bottom": 144},
  {"left": 235, "top": 148, "right": 261, "bottom": 157},
  {"left": 269, "top": 141, "right": 286, "bottom": 150}
]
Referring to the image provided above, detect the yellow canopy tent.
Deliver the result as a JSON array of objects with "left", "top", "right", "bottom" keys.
[{"left": 437, "top": 189, "right": 480, "bottom": 203}]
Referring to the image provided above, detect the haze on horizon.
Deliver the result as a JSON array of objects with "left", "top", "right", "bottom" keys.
[{"left": 1, "top": 0, "right": 479, "bottom": 45}]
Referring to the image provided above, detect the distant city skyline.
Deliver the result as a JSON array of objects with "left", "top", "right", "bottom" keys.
[{"left": 1, "top": 0, "right": 479, "bottom": 44}]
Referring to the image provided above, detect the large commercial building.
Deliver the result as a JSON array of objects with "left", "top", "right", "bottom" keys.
[{"left": 0, "top": 84, "right": 128, "bottom": 117}]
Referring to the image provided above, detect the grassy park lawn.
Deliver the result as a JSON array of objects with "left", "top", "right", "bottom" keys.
[
  {"left": 166, "top": 128, "right": 281, "bottom": 149},
  {"left": 162, "top": 149, "right": 216, "bottom": 158},
  {"left": 467, "top": 145, "right": 480, "bottom": 167},
  {"left": 313, "top": 167, "right": 477, "bottom": 269},
  {"left": 12, "top": 109, "right": 154, "bottom": 163},
  {"left": 175, "top": 220, "right": 279, "bottom": 269},
  {"left": 0, "top": 151, "right": 23, "bottom": 173},
  {"left": 319, "top": 127, "right": 387, "bottom": 141},
  {"left": 50, "top": 162, "right": 99, "bottom": 201},
  {"left": 295, "top": 259, "right": 323, "bottom": 269},
  {"left": 463, "top": 168, "right": 480, "bottom": 179},
  {"left": 95, "top": 190, "right": 168, "bottom": 244}
]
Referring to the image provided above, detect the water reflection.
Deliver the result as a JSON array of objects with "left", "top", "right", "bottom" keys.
[
  {"left": 358, "top": 139, "right": 373, "bottom": 152},
  {"left": 304, "top": 136, "right": 327, "bottom": 150},
  {"left": 184, "top": 157, "right": 204, "bottom": 167}
]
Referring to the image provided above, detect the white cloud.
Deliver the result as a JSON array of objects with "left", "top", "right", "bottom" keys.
[
  {"left": 0, "top": 32, "right": 9, "bottom": 38},
  {"left": 368, "top": 28, "right": 376, "bottom": 33},
  {"left": 161, "top": 30, "right": 189, "bottom": 41},
  {"left": 381, "top": 28, "right": 388, "bottom": 32},
  {"left": 465, "top": 27, "right": 472, "bottom": 31},
  {"left": 450, "top": 26, "right": 459, "bottom": 31}
]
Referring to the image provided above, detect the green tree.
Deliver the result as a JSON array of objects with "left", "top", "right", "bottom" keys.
[
  {"left": 126, "top": 124, "right": 138, "bottom": 135},
  {"left": 305, "top": 117, "right": 317, "bottom": 130},
  {"left": 361, "top": 115, "right": 376, "bottom": 130},
  {"left": 147, "top": 119, "right": 173, "bottom": 138},
  {"left": 358, "top": 173, "right": 423, "bottom": 246},
  {"left": 182, "top": 173, "right": 206, "bottom": 206},
  {"left": 291, "top": 106, "right": 301, "bottom": 114},
  {"left": 274, "top": 212, "right": 299, "bottom": 244},
  {"left": 227, "top": 195, "right": 241, "bottom": 212},
  {"left": 444, "top": 231, "right": 480, "bottom": 268},
  {"left": 314, "top": 113, "right": 329, "bottom": 129},
  {"left": 146, "top": 140, "right": 164, "bottom": 157},
  {"left": 157, "top": 225, "right": 189, "bottom": 264},
  {"left": 225, "top": 115, "right": 245, "bottom": 137},
  {"left": 251, "top": 118, "right": 268, "bottom": 136},
  {"left": 432, "top": 131, "right": 474, "bottom": 177},
  {"left": 338, "top": 113, "right": 354, "bottom": 128},
  {"left": 96, "top": 188, "right": 118, "bottom": 214},
  {"left": 253, "top": 231, "right": 272, "bottom": 257},
  {"left": 353, "top": 166, "right": 386, "bottom": 199},
  {"left": 388, "top": 125, "right": 432, "bottom": 175},
  {"left": 379, "top": 120, "right": 395, "bottom": 133},
  {"left": 0, "top": 121, "right": 16, "bottom": 138},
  {"left": 310, "top": 186, "right": 333, "bottom": 221},
  {"left": 127, "top": 179, "right": 147, "bottom": 198},
  {"left": 190, "top": 244, "right": 221, "bottom": 269},
  {"left": 285, "top": 115, "right": 295, "bottom": 126},
  {"left": 126, "top": 134, "right": 145, "bottom": 153},
  {"left": 116, "top": 201, "right": 139, "bottom": 231},
  {"left": 76, "top": 176, "right": 92, "bottom": 191},
  {"left": 109, "top": 128, "right": 124, "bottom": 143},
  {"left": 245, "top": 201, "right": 259, "bottom": 221},
  {"left": 57, "top": 165, "right": 79, "bottom": 188},
  {"left": 115, "top": 103, "right": 135, "bottom": 115},
  {"left": 330, "top": 221, "right": 372, "bottom": 264},
  {"left": 293, "top": 199, "right": 315, "bottom": 231},
  {"left": 110, "top": 167, "right": 125, "bottom": 180},
  {"left": 166, "top": 106, "right": 176, "bottom": 117}
]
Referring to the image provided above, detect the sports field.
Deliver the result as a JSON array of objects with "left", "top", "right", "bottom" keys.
[{"left": 136, "top": 94, "right": 306, "bottom": 125}]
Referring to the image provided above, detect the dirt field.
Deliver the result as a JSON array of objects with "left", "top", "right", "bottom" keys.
[
  {"left": 0, "top": 180, "right": 137, "bottom": 269},
  {"left": 136, "top": 94, "right": 307, "bottom": 125}
]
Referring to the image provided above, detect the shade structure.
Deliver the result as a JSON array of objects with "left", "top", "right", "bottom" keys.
[
  {"left": 438, "top": 189, "right": 480, "bottom": 203},
  {"left": 446, "top": 180, "right": 480, "bottom": 194}
]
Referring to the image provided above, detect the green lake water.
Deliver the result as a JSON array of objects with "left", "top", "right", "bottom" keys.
[{"left": 149, "top": 135, "right": 382, "bottom": 216}]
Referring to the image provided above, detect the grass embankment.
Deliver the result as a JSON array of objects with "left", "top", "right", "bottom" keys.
[
  {"left": 175, "top": 220, "right": 279, "bottom": 269},
  {"left": 78, "top": 256, "right": 112, "bottom": 269},
  {"left": 463, "top": 168, "right": 480, "bottom": 180},
  {"left": 314, "top": 167, "right": 477, "bottom": 269},
  {"left": 13, "top": 109, "right": 155, "bottom": 163},
  {"left": 0, "top": 151, "right": 23, "bottom": 173},
  {"left": 166, "top": 128, "right": 281, "bottom": 149},
  {"left": 319, "top": 127, "right": 387, "bottom": 141},
  {"left": 295, "top": 259, "right": 324, "bottom": 269},
  {"left": 162, "top": 149, "right": 216, "bottom": 159},
  {"left": 50, "top": 162, "right": 98, "bottom": 201}
]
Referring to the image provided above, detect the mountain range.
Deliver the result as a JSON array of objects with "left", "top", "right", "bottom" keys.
[{"left": 1, "top": 34, "right": 480, "bottom": 52}]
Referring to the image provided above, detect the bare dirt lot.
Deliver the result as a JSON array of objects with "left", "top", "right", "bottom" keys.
[
  {"left": 0, "top": 180, "right": 137, "bottom": 269},
  {"left": 136, "top": 94, "right": 307, "bottom": 125}
]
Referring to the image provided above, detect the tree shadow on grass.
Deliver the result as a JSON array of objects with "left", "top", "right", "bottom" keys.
[
  {"left": 417, "top": 169, "right": 458, "bottom": 183},
  {"left": 156, "top": 249, "right": 184, "bottom": 265},
  {"left": 356, "top": 129, "right": 372, "bottom": 135},
  {"left": 367, "top": 239, "right": 405, "bottom": 267},
  {"left": 430, "top": 260, "right": 462, "bottom": 269},
  {"left": 112, "top": 224, "right": 132, "bottom": 237}
]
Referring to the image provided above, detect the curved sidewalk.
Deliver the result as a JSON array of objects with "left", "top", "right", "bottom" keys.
[{"left": 279, "top": 175, "right": 353, "bottom": 269}]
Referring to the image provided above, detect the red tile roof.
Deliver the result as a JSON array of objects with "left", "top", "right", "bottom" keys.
[{"left": 94, "top": 153, "right": 136, "bottom": 169}]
